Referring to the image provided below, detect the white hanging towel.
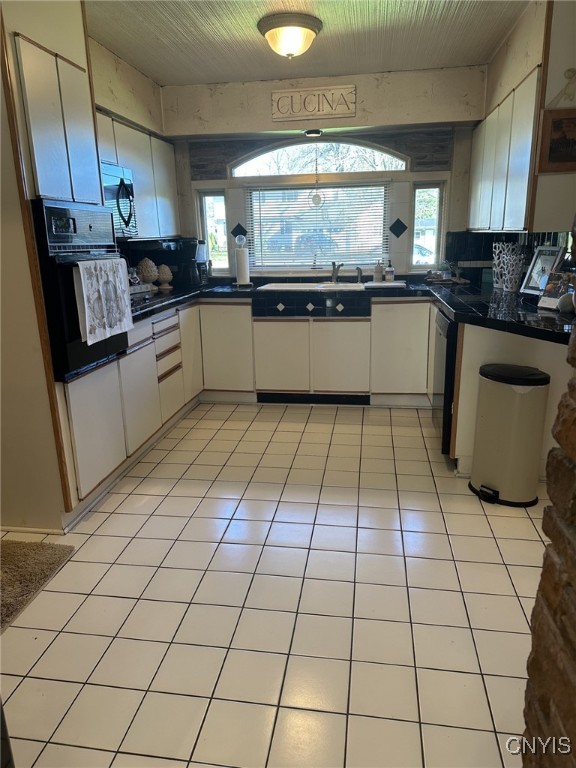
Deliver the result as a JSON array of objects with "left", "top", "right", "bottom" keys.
[{"left": 74, "top": 258, "right": 133, "bottom": 345}]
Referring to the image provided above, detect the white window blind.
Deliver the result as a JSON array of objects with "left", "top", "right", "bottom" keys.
[{"left": 245, "top": 184, "right": 390, "bottom": 269}]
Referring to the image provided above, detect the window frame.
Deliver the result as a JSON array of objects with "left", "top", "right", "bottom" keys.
[
  {"left": 193, "top": 170, "right": 450, "bottom": 275},
  {"left": 411, "top": 182, "right": 445, "bottom": 270}
]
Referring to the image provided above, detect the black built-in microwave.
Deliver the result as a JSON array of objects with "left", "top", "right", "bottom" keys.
[{"left": 101, "top": 161, "right": 138, "bottom": 238}]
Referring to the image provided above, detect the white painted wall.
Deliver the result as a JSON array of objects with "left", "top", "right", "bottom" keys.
[
  {"left": 1, "top": 87, "right": 66, "bottom": 531},
  {"left": 485, "top": 1, "right": 547, "bottom": 113},
  {"left": 162, "top": 68, "right": 486, "bottom": 137},
  {"left": 89, "top": 38, "right": 164, "bottom": 135},
  {"left": 532, "top": 1, "right": 576, "bottom": 233}
]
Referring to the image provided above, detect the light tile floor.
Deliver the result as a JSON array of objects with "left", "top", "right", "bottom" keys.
[{"left": 1, "top": 403, "right": 549, "bottom": 768}]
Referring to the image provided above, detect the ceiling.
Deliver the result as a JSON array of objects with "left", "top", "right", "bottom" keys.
[{"left": 84, "top": 0, "right": 530, "bottom": 88}]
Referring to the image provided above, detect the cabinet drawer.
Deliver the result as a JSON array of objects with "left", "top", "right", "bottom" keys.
[
  {"left": 128, "top": 319, "right": 153, "bottom": 347},
  {"left": 157, "top": 347, "right": 182, "bottom": 377},
  {"left": 155, "top": 328, "right": 180, "bottom": 355},
  {"left": 158, "top": 365, "right": 185, "bottom": 423},
  {"left": 152, "top": 315, "right": 179, "bottom": 336}
]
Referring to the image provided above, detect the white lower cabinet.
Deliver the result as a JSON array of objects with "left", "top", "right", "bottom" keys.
[
  {"left": 153, "top": 314, "right": 185, "bottom": 422},
  {"left": 179, "top": 305, "right": 204, "bottom": 400},
  {"left": 311, "top": 319, "right": 371, "bottom": 392},
  {"left": 118, "top": 341, "right": 162, "bottom": 455},
  {"left": 371, "top": 302, "right": 430, "bottom": 393},
  {"left": 253, "top": 320, "right": 310, "bottom": 391},
  {"left": 158, "top": 366, "right": 186, "bottom": 423},
  {"left": 200, "top": 304, "right": 254, "bottom": 391},
  {"left": 65, "top": 361, "right": 127, "bottom": 499}
]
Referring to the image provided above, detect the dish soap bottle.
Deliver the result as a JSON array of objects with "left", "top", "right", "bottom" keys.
[
  {"left": 373, "top": 260, "right": 383, "bottom": 282},
  {"left": 384, "top": 259, "right": 395, "bottom": 282}
]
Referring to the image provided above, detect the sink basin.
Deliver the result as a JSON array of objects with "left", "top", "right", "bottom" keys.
[
  {"left": 256, "top": 283, "right": 313, "bottom": 291},
  {"left": 257, "top": 282, "right": 365, "bottom": 291},
  {"left": 315, "top": 282, "right": 365, "bottom": 291},
  {"left": 364, "top": 280, "right": 407, "bottom": 288}
]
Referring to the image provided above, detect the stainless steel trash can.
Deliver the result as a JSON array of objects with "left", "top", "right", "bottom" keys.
[{"left": 469, "top": 363, "right": 550, "bottom": 507}]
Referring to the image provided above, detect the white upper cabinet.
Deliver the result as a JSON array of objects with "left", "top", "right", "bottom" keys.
[
  {"left": 468, "top": 121, "right": 485, "bottom": 231},
  {"left": 100, "top": 120, "right": 181, "bottom": 238},
  {"left": 15, "top": 36, "right": 100, "bottom": 203},
  {"left": 504, "top": 70, "right": 538, "bottom": 230},
  {"left": 96, "top": 113, "right": 118, "bottom": 164},
  {"left": 468, "top": 69, "right": 539, "bottom": 232},
  {"left": 151, "top": 137, "right": 181, "bottom": 236},
  {"left": 57, "top": 59, "right": 101, "bottom": 204},
  {"left": 477, "top": 108, "right": 498, "bottom": 230},
  {"left": 114, "top": 122, "right": 160, "bottom": 237},
  {"left": 16, "top": 36, "right": 72, "bottom": 200},
  {"left": 490, "top": 96, "right": 513, "bottom": 230}
]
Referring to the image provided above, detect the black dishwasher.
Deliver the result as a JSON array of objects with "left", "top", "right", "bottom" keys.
[{"left": 432, "top": 308, "right": 459, "bottom": 455}]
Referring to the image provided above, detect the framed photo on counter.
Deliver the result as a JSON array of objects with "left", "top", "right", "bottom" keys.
[
  {"left": 538, "top": 272, "right": 569, "bottom": 309},
  {"left": 520, "top": 245, "right": 566, "bottom": 295}
]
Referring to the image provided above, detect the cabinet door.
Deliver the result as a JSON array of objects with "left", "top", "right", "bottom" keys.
[
  {"left": 504, "top": 70, "right": 538, "bottom": 230},
  {"left": 151, "top": 137, "right": 181, "bottom": 236},
  {"left": 15, "top": 36, "right": 72, "bottom": 200},
  {"left": 311, "top": 320, "right": 370, "bottom": 392},
  {"left": 468, "top": 121, "right": 485, "bottom": 230},
  {"left": 254, "top": 320, "right": 310, "bottom": 391},
  {"left": 200, "top": 304, "right": 254, "bottom": 391},
  {"left": 114, "top": 122, "right": 160, "bottom": 237},
  {"left": 490, "top": 96, "right": 513, "bottom": 230},
  {"left": 179, "top": 305, "right": 203, "bottom": 401},
  {"left": 159, "top": 367, "right": 186, "bottom": 423},
  {"left": 477, "top": 108, "right": 498, "bottom": 229},
  {"left": 371, "top": 303, "right": 430, "bottom": 393},
  {"left": 96, "top": 113, "right": 118, "bottom": 164},
  {"left": 118, "top": 342, "right": 162, "bottom": 455},
  {"left": 66, "top": 362, "right": 127, "bottom": 499},
  {"left": 57, "top": 59, "right": 101, "bottom": 204}
]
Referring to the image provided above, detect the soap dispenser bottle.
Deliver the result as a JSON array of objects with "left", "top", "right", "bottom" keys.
[
  {"left": 373, "top": 259, "right": 383, "bottom": 282},
  {"left": 384, "top": 259, "right": 395, "bottom": 282}
]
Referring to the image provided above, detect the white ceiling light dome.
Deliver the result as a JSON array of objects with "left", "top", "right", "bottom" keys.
[{"left": 257, "top": 13, "right": 323, "bottom": 58}]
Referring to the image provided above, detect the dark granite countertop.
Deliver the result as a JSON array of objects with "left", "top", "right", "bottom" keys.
[{"left": 129, "top": 279, "right": 575, "bottom": 344}]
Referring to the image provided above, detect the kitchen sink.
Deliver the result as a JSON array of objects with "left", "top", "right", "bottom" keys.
[
  {"left": 257, "top": 283, "right": 314, "bottom": 291},
  {"left": 315, "top": 282, "right": 365, "bottom": 291},
  {"left": 364, "top": 280, "right": 407, "bottom": 288},
  {"left": 257, "top": 282, "right": 365, "bottom": 291}
]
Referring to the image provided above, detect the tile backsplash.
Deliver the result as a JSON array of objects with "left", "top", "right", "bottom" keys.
[{"left": 445, "top": 231, "right": 571, "bottom": 288}]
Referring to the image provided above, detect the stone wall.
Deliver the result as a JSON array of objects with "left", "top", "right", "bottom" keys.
[
  {"left": 523, "top": 328, "right": 576, "bottom": 766},
  {"left": 187, "top": 127, "right": 454, "bottom": 180}
]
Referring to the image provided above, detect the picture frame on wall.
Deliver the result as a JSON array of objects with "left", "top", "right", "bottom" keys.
[
  {"left": 520, "top": 245, "right": 566, "bottom": 295},
  {"left": 537, "top": 109, "right": 576, "bottom": 173}
]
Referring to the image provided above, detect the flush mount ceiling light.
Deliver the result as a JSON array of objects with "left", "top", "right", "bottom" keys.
[{"left": 257, "top": 13, "right": 323, "bottom": 58}]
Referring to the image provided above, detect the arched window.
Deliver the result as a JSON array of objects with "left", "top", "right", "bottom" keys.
[
  {"left": 232, "top": 141, "right": 406, "bottom": 177},
  {"left": 228, "top": 141, "right": 409, "bottom": 269}
]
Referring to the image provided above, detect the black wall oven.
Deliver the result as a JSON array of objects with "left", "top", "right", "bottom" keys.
[{"left": 31, "top": 199, "right": 129, "bottom": 381}]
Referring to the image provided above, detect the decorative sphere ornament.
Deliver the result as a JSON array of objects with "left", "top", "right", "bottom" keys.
[{"left": 235, "top": 234, "right": 246, "bottom": 247}]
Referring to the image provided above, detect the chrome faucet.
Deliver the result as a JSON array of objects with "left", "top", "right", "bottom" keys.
[
  {"left": 331, "top": 261, "right": 344, "bottom": 282},
  {"left": 356, "top": 266, "right": 363, "bottom": 283}
]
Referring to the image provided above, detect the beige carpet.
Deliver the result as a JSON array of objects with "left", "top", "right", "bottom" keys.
[{"left": 0, "top": 540, "right": 74, "bottom": 629}]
